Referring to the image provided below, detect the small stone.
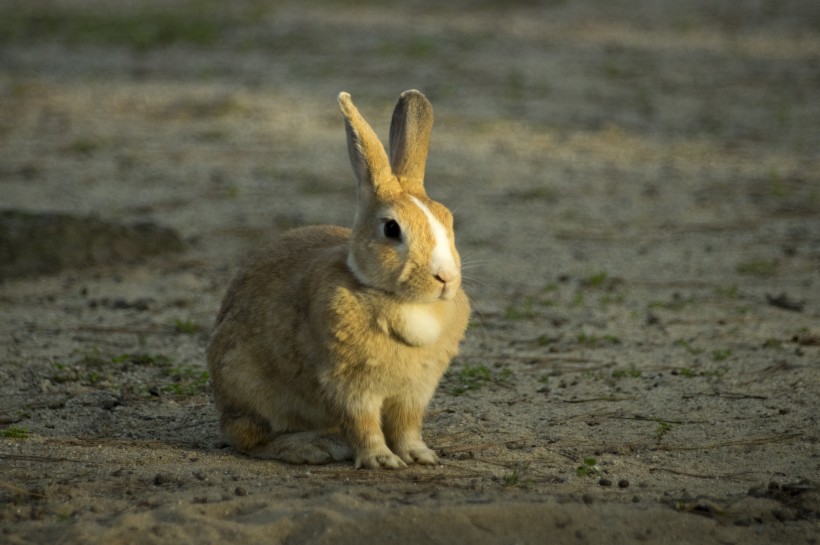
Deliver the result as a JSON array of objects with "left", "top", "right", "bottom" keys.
[
  {"left": 234, "top": 486, "right": 248, "bottom": 497},
  {"left": 598, "top": 478, "right": 612, "bottom": 487},
  {"left": 618, "top": 479, "right": 630, "bottom": 489}
]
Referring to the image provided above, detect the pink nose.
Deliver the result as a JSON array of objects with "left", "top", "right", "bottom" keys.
[{"left": 434, "top": 269, "right": 457, "bottom": 284}]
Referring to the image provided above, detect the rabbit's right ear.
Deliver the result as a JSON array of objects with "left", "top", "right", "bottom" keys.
[
  {"left": 338, "top": 92, "right": 395, "bottom": 200},
  {"left": 389, "top": 89, "right": 433, "bottom": 192}
]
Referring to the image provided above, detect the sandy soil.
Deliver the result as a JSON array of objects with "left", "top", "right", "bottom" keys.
[{"left": 1, "top": 1, "right": 818, "bottom": 543}]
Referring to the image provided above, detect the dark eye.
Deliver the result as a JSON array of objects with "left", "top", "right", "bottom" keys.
[{"left": 383, "top": 219, "right": 402, "bottom": 240}]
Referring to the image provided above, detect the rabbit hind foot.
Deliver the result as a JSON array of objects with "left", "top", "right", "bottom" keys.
[{"left": 248, "top": 431, "right": 354, "bottom": 465}]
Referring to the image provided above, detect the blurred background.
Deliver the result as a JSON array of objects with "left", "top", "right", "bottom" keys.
[{"left": 1, "top": 0, "right": 818, "bottom": 285}]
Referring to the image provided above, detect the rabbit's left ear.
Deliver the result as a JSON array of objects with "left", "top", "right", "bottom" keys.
[
  {"left": 338, "top": 92, "right": 394, "bottom": 199},
  {"left": 389, "top": 89, "right": 433, "bottom": 191}
]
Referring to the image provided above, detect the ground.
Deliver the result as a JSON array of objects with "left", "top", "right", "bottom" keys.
[{"left": 0, "top": 1, "right": 818, "bottom": 543}]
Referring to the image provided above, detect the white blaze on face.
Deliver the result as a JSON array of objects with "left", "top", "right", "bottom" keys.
[{"left": 409, "top": 196, "right": 458, "bottom": 284}]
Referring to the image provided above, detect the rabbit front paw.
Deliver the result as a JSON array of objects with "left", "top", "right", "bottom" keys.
[
  {"left": 395, "top": 442, "right": 439, "bottom": 465},
  {"left": 355, "top": 449, "right": 407, "bottom": 470}
]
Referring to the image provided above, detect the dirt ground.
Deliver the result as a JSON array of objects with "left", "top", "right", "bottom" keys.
[{"left": 1, "top": 1, "right": 819, "bottom": 543}]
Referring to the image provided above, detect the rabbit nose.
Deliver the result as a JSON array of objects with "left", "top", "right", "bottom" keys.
[{"left": 434, "top": 269, "right": 456, "bottom": 284}]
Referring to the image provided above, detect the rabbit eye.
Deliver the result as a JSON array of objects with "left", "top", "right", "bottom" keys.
[{"left": 383, "top": 219, "right": 402, "bottom": 240}]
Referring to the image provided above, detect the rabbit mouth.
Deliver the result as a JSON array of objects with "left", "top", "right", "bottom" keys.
[{"left": 438, "top": 282, "right": 458, "bottom": 301}]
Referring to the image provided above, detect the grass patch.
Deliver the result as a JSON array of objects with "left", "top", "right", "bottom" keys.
[
  {"left": 51, "top": 347, "right": 110, "bottom": 384},
  {"left": 446, "top": 363, "right": 511, "bottom": 396},
  {"left": 65, "top": 137, "right": 100, "bottom": 156},
  {"left": 48, "top": 352, "right": 211, "bottom": 397},
  {"left": 654, "top": 418, "right": 672, "bottom": 442},
  {"left": 114, "top": 353, "right": 209, "bottom": 396},
  {"left": 714, "top": 284, "right": 740, "bottom": 299},
  {"left": 676, "top": 367, "right": 698, "bottom": 378},
  {"left": 501, "top": 463, "right": 530, "bottom": 488},
  {"left": 1, "top": 426, "right": 29, "bottom": 439},
  {"left": 711, "top": 348, "right": 732, "bottom": 362},
  {"left": 0, "top": 3, "right": 228, "bottom": 50},
  {"left": 576, "top": 457, "right": 600, "bottom": 477},
  {"left": 164, "top": 364, "right": 210, "bottom": 396},
  {"left": 580, "top": 271, "right": 609, "bottom": 288},
  {"left": 174, "top": 318, "right": 201, "bottom": 334},
  {"left": 536, "top": 334, "right": 559, "bottom": 347},
  {"left": 611, "top": 365, "right": 641, "bottom": 379},
  {"left": 736, "top": 259, "right": 779, "bottom": 277},
  {"left": 673, "top": 339, "right": 703, "bottom": 355},
  {"left": 504, "top": 297, "right": 537, "bottom": 320}
]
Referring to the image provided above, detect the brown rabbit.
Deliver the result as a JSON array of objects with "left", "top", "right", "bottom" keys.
[{"left": 207, "top": 90, "right": 470, "bottom": 469}]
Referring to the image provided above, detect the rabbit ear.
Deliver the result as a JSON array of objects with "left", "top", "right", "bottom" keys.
[
  {"left": 338, "top": 92, "right": 394, "bottom": 198},
  {"left": 389, "top": 89, "right": 433, "bottom": 191}
]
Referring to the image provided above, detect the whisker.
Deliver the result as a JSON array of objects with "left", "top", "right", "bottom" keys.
[{"left": 461, "top": 276, "right": 487, "bottom": 289}]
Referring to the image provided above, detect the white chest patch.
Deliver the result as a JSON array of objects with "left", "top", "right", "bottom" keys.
[{"left": 394, "top": 304, "right": 442, "bottom": 347}]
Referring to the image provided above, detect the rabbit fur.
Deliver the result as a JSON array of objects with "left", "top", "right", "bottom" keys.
[{"left": 207, "top": 90, "right": 470, "bottom": 469}]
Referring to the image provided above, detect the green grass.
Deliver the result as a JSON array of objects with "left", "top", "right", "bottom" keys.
[
  {"left": 174, "top": 319, "right": 201, "bottom": 334},
  {"left": 164, "top": 365, "right": 210, "bottom": 396},
  {"left": 66, "top": 137, "right": 100, "bottom": 156},
  {"left": 611, "top": 365, "right": 641, "bottom": 379},
  {"left": 501, "top": 462, "right": 530, "bottom": 487},
  {"left": 580, "top": 271, "right": 609, "bottom": 288},
  {"left": 736, "top": 259, "right": 779, "bottom": 277},
  {"left": 1, "top": 426, "right": 29, "bottom": 439},
  {"left": 446, "top": 363, "right": 511, "bottom": 396},
  {"left": 0, "top": 3, "right": 228, "bottom": 50},
  {"left": 114, "top": 353, "right": 209, "bottom": 396},
  {"left": 714, "top": 284, "right": 740, "bottom": 299},
  {"left": 504, "top": 297, "right": 537, "bottom": 320},
  {"left": 49, "top": 352, "right": 211, "bottom": 397},
  {"left": 536, "top": 335, "right": 558, "bottom": 347},
  {"left": 673, "top": 339, "right": 703, "bottom": 355},
  {"left": 576, "top": 457, "right": 600, "bottom": 477},
  {"left": 711, "top": 348, "right": 732, "bottom": 362},
  {"left": 654, "top": 418, "right": 672, "bottom": 442}
]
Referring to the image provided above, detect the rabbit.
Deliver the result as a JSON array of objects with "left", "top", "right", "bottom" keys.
[{"left": 207, "top": 90, "right": 470, "bottom": 469}]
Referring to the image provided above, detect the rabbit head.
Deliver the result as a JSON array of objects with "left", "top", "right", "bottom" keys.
[{"left": 338, "top": 90, "right": 461, "bottom": 304}]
